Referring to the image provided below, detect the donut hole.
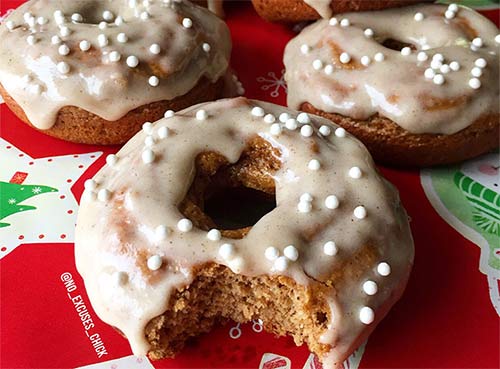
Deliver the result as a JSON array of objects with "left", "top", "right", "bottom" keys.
[
  {"left": 204, "top": 187, "right": 276, "bottom": 230},
  {"left": 179, "top": 136, "right": 281, "bottom": 239},
  {"left": 381, "top": 38, "right": 417, "bottom": 52}
]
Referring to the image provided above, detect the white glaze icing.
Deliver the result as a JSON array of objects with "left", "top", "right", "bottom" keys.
[
  {"left": 0, "top": 0, "right": 231, "bottom": 130},
  {"left": 75, "top": 97, "right": 414, "bottom": 367},
  {"left": 303, "top": 0, "right": 332, "bottom": 19},
  {"left": 284, "top": 4, "right": 499, "bottom": 135}
]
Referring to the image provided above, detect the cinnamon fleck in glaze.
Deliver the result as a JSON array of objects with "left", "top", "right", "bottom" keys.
[
  {"left": 75, "top": 97, "right": 414, "bottom": 367},
  {"left": 0, "top": 0, "right": 231, "bottom": 130},
  {"left": 284, "top": 4, "right": 499, "bottom": 135}
]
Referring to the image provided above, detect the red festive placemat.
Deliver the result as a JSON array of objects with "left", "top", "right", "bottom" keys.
[{"left": 1, "top": 1, "right": 498, "bottom": 369}]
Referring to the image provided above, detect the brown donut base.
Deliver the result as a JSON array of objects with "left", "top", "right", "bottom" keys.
[
  {"left": 300, "top": 102, "right": 500, "bottom": 167},
  {"left": 0, "top": 77, "right": 223, "bottom": 145},
  {"left": 251, "top": 0, "right": 431, "bottom": 23}
]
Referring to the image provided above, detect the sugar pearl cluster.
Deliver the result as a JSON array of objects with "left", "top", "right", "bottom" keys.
[
  {"left": 83, "top": 179, "right": 112, "bottom": 203},
  {"left": 264, "top": 245, "right": 299, "bottom": 272},
  {"left": 358, "top": 261, "right": 392, "bottom": 324},
  {"left": 10, "top": 3, "right": 214, "bottom": 90}
]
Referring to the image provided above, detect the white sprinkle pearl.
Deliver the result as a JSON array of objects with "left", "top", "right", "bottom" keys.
[
  {"left": 297, "top": 112, "right": 310, "bottom": 124},
  {"left": 270, "top": 123, "right": 281, "bottom": 136},
  {"left": 60, "top": 26, "right": 71, "bottom": 37},
  {"left": 284, "top": 245, "right": 299, "bottom": 261},
  {"left": 300, "top": 44, "right": 311, "bottom": 54},
  {"left": 218, "top": 243, "right": 235, "bottom": 260},
  {"left": 142, "top": 122, "right": 153, "bottom": 134},
  {"left": 354, "top": 206, "right": 367, "bottom": 219},
  {"left": 471, "top": 67, "right": 482, "bottom": 78},
  {"left": 433, "top": 74, "right": 445, "bottom": 85},
  {"left": 430, "top": 59, "right": 442, "bottom": 70},
  {"left": 26, "top": 35, "right": 36, "bottom": 45},
  {"left": 79, "top": 40, "right": 91, "bottom": 51},
  {"left": 348, "top": 166, "right": 362, "bottom": 179},
  {"left": 57, "top": 62, "right": 70, "bottom": 74},
  {"left": 164, "top": 110, "right": 174, "bottom": 118},
  {"left": 182, "top": 18, "right": 192, "bottom": 28},
  {"left": 469, "top": 78, "right": 481, "bottom": 89},
  {"left": 117, "top": 33, "right": 128, "bottom": 43},
  {"left": 155, "top": 225, "right": 169, "bottom": 240},
  {"left": 106, "top": 154, "right": 118, "bottom": 166},
  {"left": 103, "top": 10, "right": 114, "bottom": 21},
  {"left": 285, "top": 118, "right": 298, "bottom": 130},
  {"left": 144, "top": 136, "right": 155, "bottom": 147},
  {"left": 319, "top": 125, "right": 331, "bottom": 136},
  {"left": 312, "top": 59, "right": 323, "bottom": 70},
  {"left": 298, "top": 201, "right": 312, "bottom": 213},
  {"left": 207, "top": 229, "right": 221, "bottom": 241},
  {"left": 265, "top": 247, "right": 279, "bottom": 261},
  {"left": 51, "top": 35, "right": 62, "bottom": 45},
  {"left": 363, "top": 280, "right": 378, "bottom": 295},
  {"left": 251, "top": 106, "right": 265, "bottom": 117},
  {"left": 495, "top": 34, "right": 500, "bottom": 44},
  {"left": 141, "top": 149, "right": 155, "bottom": 164},
  {"left": 140, "top": 11, "right": 150, "bottom": 20},
  {"left": 97, "top": 189, "right": 111, "bottom": 202},
  {"left": 417, "top": 52, "right": 428, "bottom": 62},
  {"left": 472, "top": 37, "right": 483, "bottom": 48},
  {"left": 308, "top": 159, "right": 321, "bottom": 171},
  {"left": 449, "top": 61, "right": 460, "bottom": 71},
  {"left": 414, "top": 12, "right": 424, "bottom": 21},
  {"left": 300, "top": 125, "right": 313, "bottom": 137},
  {"left": 401, "top": 47, "right": 411, "bottom": 56},
  {"left": 424, "top": 68, "right": 435, "bottom": 79},
  {"left": 147, "top": 255, "right": 163, "bottom": 271},
  {"left": 202, "top": 43, "right": 211, "bottom": 52},
  {"left": 127, "top": 56, "right": 139, "bottom": 68},
  {"left": 196, "top": 109, "right": 208, "bottom": 120},
  {"left": 274, "top": 256, "right": 288, "bottom": 272},
  {"left": 324, "top": 64, "right": 334, "bottom": 75},
  {"left": 157, "top": 125, "right": 170, "bottom": 138},
  {"left": 329, "top": 17, "right": 338, "bottom": 26},
  {"left": 359, "top": 306, "right": 375, "bottom": 324},
  {"left": 98, "top": 21, "right": 108, "bottom": 30},
  {"left": 448, "top": 3, "right": 459, "bottom": 12},
  {"left": 264, "top": 114, "right": 276, "bottom": 124},
  {"left": 325, "top": 195, "right": 339, "bottom": 209},
  {"left": 475, "top": 58, "right": 487, "bottom": 68},
  {"left": 335, "top": 127, "right": 346, "bottom": 137},
  {"left": 149, "top": 76, "right": 160, "bottom": 87},
  {"left": 377, "top": 262, "right": 391, "bottom": 276},
  {"left": 177, "top": 218, "right": 193, "bottom": 232},
  {"left": 323, "top": 241, "right": 338, "bottom": 256},
  {"left": 374, "top": 52, "right": 385, "bottom": 62},
  {"left": 364, "top": 28, "right": 374, "bottom": 38},
  {"left": 98, "top": 34, "right": 108, "bottom": 47},
  {"left": 71, "top": 13, "right": 83, "bottom": 22},
  {"left": 84, "top": 179, "right": 97, "bottom": 190},
  {"left": 440, "top": 64, "right": 451, "bottom": 74},
  {"left": 339, "top": 52, "right": 351, "bottom": 64},
  {"left": 109, "top": 51, "right": 121, "bottom": 62},
  {"left": 279, "top": 113, "right": 291, "bottom": 123},
  {"left": 150, "top": 43, "right": 161, "bottom": 54},
  {"left": 361, "top": 56, "right": 371, "bottom": 66},
  {"left": 340, "top": 18, "right": 350, "bottom": 27},
  {"left": 444, "top": 10, "right": 456, "bottom": 19},
  {"left": 37, "top": 17, "right": 48, "bottom": 25},
  {"left": 300, "top": 193, "right": 313, "bottom": 202}
]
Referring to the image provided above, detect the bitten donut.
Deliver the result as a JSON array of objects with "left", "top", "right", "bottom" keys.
[
  {"left": 284, "top": 4, "right": 500, "bottom": 167},
  {"left": 252, "top": 0, "right": 430, "bottom": 23},
  {"left": 0, "top": 0, "right": 231, "bottom": 144},
  {"left": 75, "top": 97, "right": 414, "bottom": 368}
]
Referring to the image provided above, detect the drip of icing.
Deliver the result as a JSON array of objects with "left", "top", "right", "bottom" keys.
[
  {"left": 0, "top": 0, "right": 231, "bottom": 130},
  {"left": 75, "top": 97, "right": 414, "bottom": 367},
  {"left": 303, "top": 0, "right": 333, "bottom": 19},
  {"left": 284, "top": 4, "right": 499, "bottom": 135}
]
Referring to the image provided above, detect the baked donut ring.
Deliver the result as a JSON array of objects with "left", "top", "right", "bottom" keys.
[
  {"left": 75, "top": 97, "right": 414, "bottom": 368},
  {"left": 251, "top": 0, "right": 430, "bottom": 23},
  {"left": 0, "top": 0, "right": 231, "bottom": 144},
  {"left": 284, "top": 4, "right": 500, "bottom": 166}
]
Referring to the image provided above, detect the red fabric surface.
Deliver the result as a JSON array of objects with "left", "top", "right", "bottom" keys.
[{"left": 0, "top": 1, "right": 498, "bottom": 369}]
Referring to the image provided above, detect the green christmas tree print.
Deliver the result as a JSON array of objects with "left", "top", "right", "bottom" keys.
[{"left": 0, "top": 181, "right": 58, "bottom": 228}]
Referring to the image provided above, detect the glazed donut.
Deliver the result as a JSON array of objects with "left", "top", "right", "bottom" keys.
[
  {"left": 284, "top": 4, "right": 500, "bottom": 167},
  {"left": 75, "top": 97, "right": 414, "bottom": 368},
  {"left": 0, "top": 0, "right": 231, "bottom": 144},
  {"left": 251, "top": 0, "right": 430, "bottom": 23}
]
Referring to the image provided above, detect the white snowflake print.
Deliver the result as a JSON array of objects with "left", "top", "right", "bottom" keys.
[
  {"left": 32, "top": 187, "right": 42, "bottom": 194},
  {"left": 8, "top": 198, "right": 16, "bottom": 205},
  {"left": 257, "top": 69, "right": 287, "bottom": 98}
]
